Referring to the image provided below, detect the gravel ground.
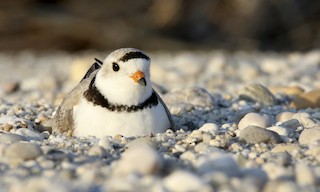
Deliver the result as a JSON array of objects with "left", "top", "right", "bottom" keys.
[{"left": 0, "top": 50, "right": 320, "bottom": 192}]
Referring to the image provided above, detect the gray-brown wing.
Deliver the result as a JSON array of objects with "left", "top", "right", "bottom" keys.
[
  {"left": 52, "top": 71, "right": 97, "bottom": 135},
  {"left": 153, "top": 89, "right": 175, "bottom": 131}
]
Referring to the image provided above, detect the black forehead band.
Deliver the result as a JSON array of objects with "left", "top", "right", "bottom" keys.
[{"left": 119, "top": 51, "right": 150, "bottom": 62}]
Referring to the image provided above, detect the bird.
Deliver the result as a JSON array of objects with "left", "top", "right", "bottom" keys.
[{"left": 52, "top": 48, "right": 174, "bottom": 138}]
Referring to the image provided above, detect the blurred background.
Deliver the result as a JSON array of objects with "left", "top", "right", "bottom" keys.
[{"left": 0, "top": 0, "right": 319, "bottom": 52}]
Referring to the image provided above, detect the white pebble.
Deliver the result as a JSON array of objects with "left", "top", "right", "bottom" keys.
[
  {"left": 299, "top": 127, "right": 320, "bottom": 145},
  {"left": 113, "top": 144, "right": 163, "bottom": 176},
  {"left": 163, "top": 170, "right": 210, "bottom": 192},
  {"left": 199, "top": 123, "right": 220, "bottom": 135},
  {"left": 238, "top": 113, "right": 271, "bottom": 130}
]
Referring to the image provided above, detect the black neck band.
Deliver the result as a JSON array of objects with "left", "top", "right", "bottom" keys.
[{"left": 84, "top": 77, "right": 158, "bottom": 112}]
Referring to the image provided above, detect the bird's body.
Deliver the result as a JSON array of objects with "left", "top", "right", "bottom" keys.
[{"left": 52, "top": 48, "right": 173, "bottom": 138}]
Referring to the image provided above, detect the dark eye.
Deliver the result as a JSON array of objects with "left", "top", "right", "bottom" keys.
[{"left": 112, "top": 62, "right": 120, "bottom": 72}]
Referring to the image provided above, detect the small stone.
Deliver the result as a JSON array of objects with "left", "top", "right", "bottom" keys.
[
  {"left": 238, "top": 113, "right": 271, "bottom": 130},
  {"left": 241, "top": 168, "right": 268, "bottom": 189},
  {"left": 290, "top": 89, "right": 320, "bottom": 109},
  {"left": 279, "top": 119, "right": 301, "bottom": 129},
  {"left": 5, "top": 142, "right": 42, "bottom": 161},
  {"left": 15, "top": 128, "right": 44, "bottom": 141},
  {"left": 305, "top": 146, "right": 320, "bottom": 161},
  {"left": 1, "top": 81, "right": 20, "bottom": 94},
  {"left": 238, "top": 83, "right": 276, "bottom": 105},
  {"left": 276, "top": 112, "right": 295, "bottom": 122},
  {"left": 295, "top": 163, "right": 316, "bottom": 185},
  {"left": 163, "top": 170, "right": 211, "bottom": 192},
  {"left": 98, "top": 136, "right": 114, "bottom": 150},
  {"left": 195, "top": 143, "right": 211, "bottom": 154},
  {"left": 164, "top": 87, "right": 214, "bottom": 108},
  {"left": 1, "top": 123, "right": 13, "bottom": 132},
  {"left": 0, "top": 133, "right": 26, "bottom": 144},
  {"left": 299, "top": 127, "right": 320, "bottom": 145},
  {"left": 190, "top": 130, "right": 203, "bottom": 140},
  {"left": 240, "top": 126, "right": 282, "bottom": 144},
  {"left": 271, "top": 144, "right": 300, "bottom": 155},
  {"left": 126, "top": 137, "right": 155, "bottom": 149},
  {"left": 262, "top": 163, "right": 293, "bottom": 180},
  {"left": 180, "top": 151, "right": 197, "bottom": 162},
  {"left": 113, "top": 143, "right": 163, "bottom": 175},
  {"left": 209, "top": 140, "right": 221, "bottom": 148},
  {"left": 267, "top": 126, "right": 289, "bottom": 137},
  {"left": 196, "top": 155, "right": 240, "bottom": 177},
  {"left": 269, "top": 86, "right": 304, "bottom": 96},
  {"left": 88, "top": 145, "right": 107, "bottom": 157},
  {"left": 199, "top": 123, "right": 219, "bottom": 135},
  {"left": 292, "top": 112, "right": 318, "bottom": 128},
  {"left": 175, "top": 144, "right": 186, "bottom": 152},
  {"left": 263, "top": 181, "right": 299, "bottom": 192},
  {"left": 202, "top": 133, "right": 213, "bottom": 144}
]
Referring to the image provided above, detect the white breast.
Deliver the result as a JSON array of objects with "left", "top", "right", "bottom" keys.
[{"left": 73, "top": 98, "right": 170, "bottom": 138}]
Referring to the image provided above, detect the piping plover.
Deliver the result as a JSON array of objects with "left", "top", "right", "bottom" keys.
[{"left": 52, "top": 48, "right": 174, "bottom": 138}]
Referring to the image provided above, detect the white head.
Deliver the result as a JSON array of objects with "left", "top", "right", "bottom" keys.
[{"left": 95, "top": 48, "right": 153, "bottom": 105}]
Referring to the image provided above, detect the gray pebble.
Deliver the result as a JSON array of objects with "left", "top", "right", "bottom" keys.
[
  {"left": 164, "top": 87, "right": 214, "bottom": 108},
  {"left": 240, "top": 126, "right": 282, "bottom": 144},
  {"left": 5, "top": 142, "right": 42, "bottom": 161},
  {"left": 0, "top": 133, "right": 27, "bottom": 144},
  {"left": 279, "top": 119, "right": 300, "bottom": 130},
  {"left": 238, "top": 83, "right": 276, "bottom": 105},
  {"left": 15, "top": 128, "right": 44, "bottom": 141}
]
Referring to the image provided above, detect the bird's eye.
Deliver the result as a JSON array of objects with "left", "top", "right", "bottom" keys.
[{"left": 112, "top": 62, "right": 120, "bottom": 72}]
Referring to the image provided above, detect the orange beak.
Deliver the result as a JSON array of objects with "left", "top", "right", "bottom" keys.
[{"left": 131, "top": 71, "right": 147, "bottom": 86}]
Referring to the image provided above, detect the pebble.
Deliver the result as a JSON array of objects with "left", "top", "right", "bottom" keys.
[
  {"left": 267, "top": 126, "right": 289, "bottom": 137},
  {"left": 113, "top": 143, "right": 163, "bottom": 176},
  {"left": 279, "top": 119, "right": 300, "bottom": 129},
  {"left": 180, "top": 151, "right": 197, "bottom": 162},
  {"left": 164, "top": 87, "right": 214, "bottom": 108},
  {"left": 199, "top": 123, "right": 220, "bottom": 135},
  {"left": 163, "top": 170, "right": 211, "bottom": 192},
  {"left": 4, "top": 142, "right": 42, "bottom": 161},
  {"left": 98, "top": 136, "right": 114, "bottom": 150},
  {"left": 262, "top": 163, "right": 294, "bottom": 180},
  {"left": 1, "top": 123, "right": 14, "bottom": 132},
  {"left": 88, "top": 145, "right": 107, "bottom": 157},
  {"left": 14, "top": 128, "right": 44, "bottom": 141},
  {"left": 299, "top": 127, "right": 320, "bottom": 145},
  {"left": 196, "top": 155, "right": 240, "bottom": 177},
  {"left": 290, "top": 89, "right": 320, "bottom": 109},
  {"left": 238, "top": 83, "right": 277, "bottom": 105},
  {"left": 291, "top": 112, "right": 318, "bottom": 128},
  {"left": 238, "top": 113, "right": 272, "bottom": 130},
  {"left": 295, "top": 163, "right": 316, "bottom": 186},
  {"left": 271, "top": 144, "right": 300, "bottom": 155},
  {"left": 263, "top": 181, "right": 299, "bottom": 192},
  {"left": 269, "top": 86, "right": 304, "bottom": 96},
  {"left": 240, "top": 126, "right": 282, "bottom": 144},
  {"left": 276, "top": 112, "right": 295, "bottom": 122},
  {"left": 0, "top": 133, "right": 27, "bottom": 144}
]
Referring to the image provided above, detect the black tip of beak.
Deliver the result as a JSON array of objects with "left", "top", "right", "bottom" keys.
[{"left": 138, "top": 78, "right": 147, "bottom": 86}]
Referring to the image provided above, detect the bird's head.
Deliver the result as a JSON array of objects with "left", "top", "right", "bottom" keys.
[{"left": 95, "top": 48, "right": 153, "bottom": 105}]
